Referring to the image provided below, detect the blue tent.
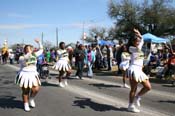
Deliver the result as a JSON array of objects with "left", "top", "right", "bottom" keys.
[
  {"left": 98, "top": 40, "right": 106, "bottom": 45},
  {"left": 142, "top": 33, "right": 168, "bottom": 43},
  {"left": 98, "top": 40, "right": 114, "bottom": 46}
]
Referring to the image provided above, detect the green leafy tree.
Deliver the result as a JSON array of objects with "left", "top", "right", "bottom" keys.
[
  {"left": 108, "top": 0, "right": 175, "bottom": 39},
  {"left": 89, "top": 27, "right": 107, "bottom": 39},
  {"left": 108, "top": 0, "right": 141, "bottom": 39},
  {"left": 140, "top": 0, "right": 175, "bottom": 35},
  {"left": 85, "top": 27, "right": 108, "bottom": 43}
]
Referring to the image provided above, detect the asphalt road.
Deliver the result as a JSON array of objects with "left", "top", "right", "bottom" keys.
[{"left": 0, "top": 64, "right": 175, "bottom": 116}]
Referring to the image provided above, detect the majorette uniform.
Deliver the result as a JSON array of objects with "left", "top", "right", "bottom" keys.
[
  {"left": 15, "top": 43, "right": 43, "bottom": 88},
  {"left": 127, "top": 38, "right": 149, "bottom": 82},
  {"left": 119, "top": 52, "right": 130, "bottom": 71},
  {"left": 52, "top": 49, "right": 71, "bottom": 71}
]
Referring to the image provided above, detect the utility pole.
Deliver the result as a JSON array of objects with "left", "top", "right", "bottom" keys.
[
  {"left": 82, "top": 21, "right": 85, "bottom": 44},
  {"left": 41, "top": 32, "right": 44, "bottom": 45},
  {"left": 22, "top": 38, "right": 24, "bottom": 47},
  {"left": 56, "top": 27, "right": 58, "bottom": 48}
]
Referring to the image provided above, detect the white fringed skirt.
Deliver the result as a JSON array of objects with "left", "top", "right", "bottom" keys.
[
  {"left": 52, "top": 59, "right": 71, "bottom": 71},
  {"left": 127, "top": 65, "right": 149, "bottom": 82},
  {"left": 15, "top": 70, "right": 41, "bottom": 89}
]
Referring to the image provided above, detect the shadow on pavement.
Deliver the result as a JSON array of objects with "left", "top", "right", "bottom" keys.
[
  {"left": 144, "top": 78, "right": 170, "bottom": 84},
  {"left": 162, "top": 84, "right": 175, "bottom": 87},
  {"left": 0, "top": 96, "right": 23, "bottom": 109},
  {"left": 89, "top": 83, "right": 121, "bottom": 89},
  {"left": 73, "top": 97, "right": 127, "bottom": 112},
  {"left": 49, "top": 73, "right": 77, "bottom": 80},
  {"left": 41, "top": 81, "right": 59, "bottom": 87},
  {"left": 159, "top": 100, "right": 175, "bottom": 104},
  {"left": 94, "top": 71, "right": 117, "bottom": 77},
  {"left": 49, "top": 73, "right": 58, "bottom": 77},
  {"left": 2, "top": 80, "right": 14, "bottom": 85}
]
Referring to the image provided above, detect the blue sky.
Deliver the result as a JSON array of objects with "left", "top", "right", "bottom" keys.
[
  {"left": 0, "top": 0, "right": 114, "bottom": 47},
  {"left": 1, "top": 0, "right": 174, "bottom": 47}
]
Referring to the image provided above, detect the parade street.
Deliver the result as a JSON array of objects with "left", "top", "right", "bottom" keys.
[{"left": 0, "top": 64, "right": 175, "bottom": 116}]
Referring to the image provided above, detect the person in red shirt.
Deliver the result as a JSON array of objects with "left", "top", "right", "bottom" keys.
[
  {"left": 162, "top": 49, "right": 175, "bottom": 79},
  {"left": 167, "top": 52, "right": 175, "bottom": 74}
]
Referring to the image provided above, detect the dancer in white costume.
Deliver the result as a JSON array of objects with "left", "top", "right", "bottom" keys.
[
  {"left": 127, "top": 29, "right": 151, "bottom": 113},
  {"left": 119, "top": 45, "right": 130, "bottom": 88},
  {"left": 15, "top": 39, "right": 43, "bottom": 112},
  {"left": 52, "top": 42, "right": 71, "bottom": 87}
]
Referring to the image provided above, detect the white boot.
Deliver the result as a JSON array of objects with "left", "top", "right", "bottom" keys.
[
  {"left": 135, "top": 96, "right": 141, "bottom": 107},
  {"left": 128, "top": 103, "right": 140, "bottom": 113},
  {"left": 24, "top": 103, "right": 30, "bottom": 112},
  {"left": 29, "top": 98, "right": 36, "bottom": 108},
  {"left": 75, "top": 76, "right": 79, "bottom": 79},
  {"left": 59, "top": 82, "right": 65, "bottom": 88},
  {"left": 123, "top": 84, "right": 130, "bottom": 88},
  {"left": 64, "top": 79, "right": 68, "bottom": 86}
]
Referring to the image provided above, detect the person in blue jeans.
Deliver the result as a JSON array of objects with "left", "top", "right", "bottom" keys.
[
  {"left": 37, "top": 53, "right": 45, "bottom": 77},
  {"left": 85, "top": 46, "right": 96, "bottom": 78},
  {"left": 75, "top": 44, "right": 85, "bottom": 79}
]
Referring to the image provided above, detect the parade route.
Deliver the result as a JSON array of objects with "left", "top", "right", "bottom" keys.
[{"left": 0, "top": 64, "right": 174, "bottom": 116}]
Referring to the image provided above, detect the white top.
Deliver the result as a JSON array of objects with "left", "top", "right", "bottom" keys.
[
  {"left": 19, "top": 42, "right": 43, "bottom": 72},
  {"left": 57, "top": 49, "right": 69, "bottom": 61},
  {"left": 129, "top": 38, "right": 144, "bottom": 67},
  {"left": 121, "top": 52, "right": 130, "bottom": 63},
  {"left": 109, "top": 47, "right": 113, "bottom": 58},
  {"left": 9, "top": 53, "right": 15, "bottom": 59}
]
